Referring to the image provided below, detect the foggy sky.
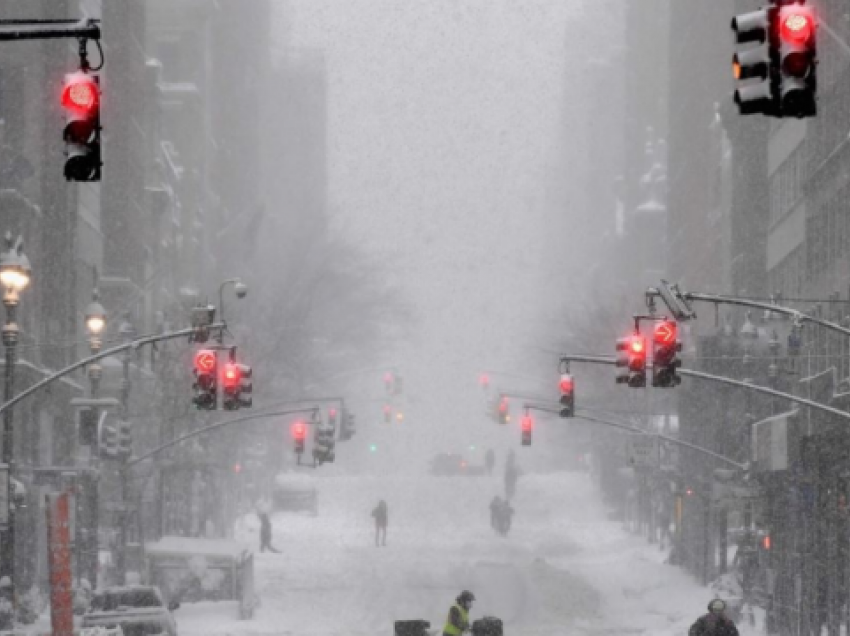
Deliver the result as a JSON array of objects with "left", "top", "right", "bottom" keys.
[{"left": 274, "top": 0, "right": 600, "bottom": 459}]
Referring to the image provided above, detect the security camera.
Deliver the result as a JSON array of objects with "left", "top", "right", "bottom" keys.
[{"left": 234, "top": 282, "right": 248, "bottom": 299}]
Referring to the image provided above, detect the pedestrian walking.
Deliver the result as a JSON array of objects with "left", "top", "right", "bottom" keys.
[
  {"left": 372, "top": 499, "right": 388, "bottom": 546},
  {"left": 489, "top": 496, "right": 502, "bottom": 531},
  {"left": 688, "top": 599, "right": 739, "bottom": 636},
  {"left": 485, "top": 449, "right": 495, "bottom": 475},
  {"left": 258, "top": 511, "right": 280, "bottom": 553}
]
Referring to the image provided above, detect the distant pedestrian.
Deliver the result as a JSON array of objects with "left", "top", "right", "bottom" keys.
[
  {"left": 258, "top": 511, "right": 280, "bottom": 553},
  {"left": 485, "top": 449, "right": 495, "bottom": 475},
  {"left": 372, "top": 500, "right": 388, "bottom": 546},
  {"left": 489, "top": 496, "right": 502, "bottom": 531}
]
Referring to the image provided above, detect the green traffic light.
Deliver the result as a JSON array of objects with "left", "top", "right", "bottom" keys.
[
  {"left": 370, "top": 444, "right": 378, "bottom": 452},
  {"left": 469, "top": 445, "right": 476, "bottom": 451}
]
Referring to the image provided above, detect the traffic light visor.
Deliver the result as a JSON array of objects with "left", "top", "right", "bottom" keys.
[{"left": 731, "top": 9, "right": 770, "bottom": 44}]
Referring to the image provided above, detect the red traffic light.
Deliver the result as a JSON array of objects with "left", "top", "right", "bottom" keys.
[
  {"left": 559, "top": 374, "right": 573, "bottom": 393},
  {"left": 194, "top": 350, "right": 216, "bottom": 374},
  {"left": 630, "top": 336, "right": 645, "bottom": 354},
  {"left": 222, "top": 362, "right": 240, "bottom": 387},
  {"left": 498, "top": 398, "right": 508, "bottom": 413},
  {"left": 329, "top": 408, "right": 337, "bottom": 418},
  {"left": 383, "top": 405, "right": 391, "bottom": 414},
  {"left": 479, "top": 374, "right": 490, "bottom": 387},
  {"left": 762, "top": 535, "right": 771, "bottom": 550},
  {"left": 521, "top": 415, "right": 533, "bottom": 431},
  {"left": 781, "top": 10, "right": 813, "bottom": 43},
  {"left": 233, "top": 463, "right": 242, "bottom": 474},
  {"left": 61, "top": 73, "right": 99, "bottom": 115},
  {"left": 654, "top": 321, "right": 677, "bottom": 345},
  {"left": 291, "top": 421, "right": 307, "bottom": 440}
]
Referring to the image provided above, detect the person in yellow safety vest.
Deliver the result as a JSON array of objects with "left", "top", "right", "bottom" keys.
[{"left": 443, "top": 590, "right": 475, "bottom": 636}]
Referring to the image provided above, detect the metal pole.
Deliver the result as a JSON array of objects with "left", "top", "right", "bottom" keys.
[
  {"left": 0, "top": 324, "right": 224, "bottom": 420},
  {"left": 558, "top": 355, "right": 850, "bottom": 424},
  {"left": 116, "top": 318, "right": 132, "bottom": 584},
  {"left": 1, "top": 293, "right": 18, "bottom": 626},
  {"left": 82, "top": 327, "right": 101, "bottom": 589},
  {"left": 0, "top": 21, "right": 100, "bottom": 42},
  {"left": 126, "top": 408, "right": 319, "bottom": 468}
]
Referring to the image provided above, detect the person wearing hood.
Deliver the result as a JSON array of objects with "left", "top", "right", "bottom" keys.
[{"left": 688, "top": 599, "right": 739, "bottom": 636}]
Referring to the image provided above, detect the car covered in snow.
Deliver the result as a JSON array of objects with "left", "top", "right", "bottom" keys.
[
  {"left": 272, "top": 471, "right": 318, "bottom": 514},
  {"left": 82, "top": 585, "right": 179, "bottom": 636}
]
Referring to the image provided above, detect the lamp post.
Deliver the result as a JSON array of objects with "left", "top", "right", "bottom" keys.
[
  {"left": 0, "top": 232, "right": 31, "bottom": 626},
  {"left": 80, "top": 290, "right": 106, "bottom": 587}
]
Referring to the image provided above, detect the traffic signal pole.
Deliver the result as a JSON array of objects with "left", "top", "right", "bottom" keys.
[
  {"left": 0, "top": 324, "right": 225, "bottom": 420},
  {"left": 559, "top": 354, "right": 850, "bottom": 425},
  {"left": 125, "top": 408, "right": 319, "bottom": 468},
  {"left": 646, "top": 284, "right": 850, "bottom": 340},
  {"left": 0, "top": 19, "right": 100, "bottom": 41}
]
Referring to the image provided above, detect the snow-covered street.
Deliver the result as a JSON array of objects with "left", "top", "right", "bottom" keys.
[{"left": 174, "top": 469, "right": 746, "bottom": 636}]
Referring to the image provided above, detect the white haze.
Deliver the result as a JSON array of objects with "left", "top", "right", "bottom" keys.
[{"left": 273, "top": 0, "right": 616, "bottom": 468}]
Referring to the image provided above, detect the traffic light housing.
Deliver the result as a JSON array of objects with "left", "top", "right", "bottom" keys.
[
  {"left": 99, "top": 417, "right": 118, "bottom": 459},
  {"left": 61, "top": 71, "right": 101, "bottom": 181},
  {"left": 731, "top": 7, "right": 777, "bottom": 116},
  {"left": 498, "top": 397, "right": 509, "bottom": 425},
  {"left": 384, "top": 372, "right": 394, "bottom": 395},
  {"left": 313, "top": 425, "right": 336, "bottom": 465},
  {"left": 237, "top": 363, "right": 253, "bottom": 408},
  {"left": 292, "top": 421, "right": 307, "bottom": 456},
  {"left": 222, "top": 362, "right": 241, "bottom": 410},
  {"left": 341, "top": 411, "right": 356, "bottom": 441},
  {"left": 777, "top": 3, "right": 817, "bottom": 118},
  {"left": 383, "top": 405, "right": 392, "bottom": 424},
  {"left": 521, "top": 414, "right": 533, "bottom": 446},
  {"left": 116, "top": 419, "right": 132, "bottom": 458},
  {"left": 221, "top": 361, "right": 253, "bottom": 410},
  {"left": 652, "top": 320, "right": 682, "bottom": 388},
  {"left": 559, "top": 374, "right": 575, "bottom": 418},
  {"left": 616, "top": 335, "right": 647, "bottom": 388},
  {"left": 192, "top": 350, "right": 218, "bottom": 410},
  {"left": 731, "top": 3, "right": 817, "bottom": 119},
  {"left": 328, "top": 408, "right": 338, "bottom": 429},
  {"left": 394, "top": 374, "right": 404, "bottom": 395},
  {"left": 78, "top": 408, "right": 97, "bottom": 446}
]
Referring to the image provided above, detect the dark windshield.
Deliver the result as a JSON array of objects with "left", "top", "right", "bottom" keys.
[{"left": 91, "top": 589, "right": 163, "bottom": 611}]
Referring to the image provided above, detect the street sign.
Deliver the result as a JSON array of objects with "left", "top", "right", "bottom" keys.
[
  {"left": 626, "top": 435, "right": 660, "bottom": 469},
  {"left": 754, "top": 410, "right": 794, "bottom": 472}
]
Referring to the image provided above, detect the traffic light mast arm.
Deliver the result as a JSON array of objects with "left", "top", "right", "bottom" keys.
[
  {"left": 0, "top": 18, "right": 100, "bottom": 41},
  {"left": 576, "top": 412, "right": 746, "bottom": 470},
  {"left": 646, "top": 285, "right": 850, "bottom": 339},
  {"left": 559, "top": 354, "right": 850, "bottom": 424},
  {"left": 126, "top": 407, "right": 318, "bottom": 468},
  {"left": 0, "top": 323, "right": 225, "bottom": 420}
]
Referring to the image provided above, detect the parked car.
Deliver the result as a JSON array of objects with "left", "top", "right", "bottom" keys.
[
  {"left": 82, "top": 585, "right": 179, "bottom": 636},
  {"left": 272, "top": 472, "right": 318, "bottom": 515}
]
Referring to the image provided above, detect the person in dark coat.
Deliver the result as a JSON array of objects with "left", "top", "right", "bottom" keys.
[
  {"left": 484, "top": 449, "right": 495, "bottom": 475},
  {"left": 489, "top": 496, "right": 502, "bottom": 531},
  {"left": 372, "top": 500, "right": 388, "bottom": 546},
  {"left": 258, "top": 511, "right": 280, "bottom": 553},
  {"left": 688, "top": 599, "right": 739, "bottom": 636}
]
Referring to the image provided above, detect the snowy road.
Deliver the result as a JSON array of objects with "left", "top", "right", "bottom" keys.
[{"left": 175, "top": 470, "right": 744, "bottom": 636}]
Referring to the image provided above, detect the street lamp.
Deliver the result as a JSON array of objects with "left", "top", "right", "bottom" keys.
[{"left": 0, "top": 231, "right": 31, "bottom": 627}]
